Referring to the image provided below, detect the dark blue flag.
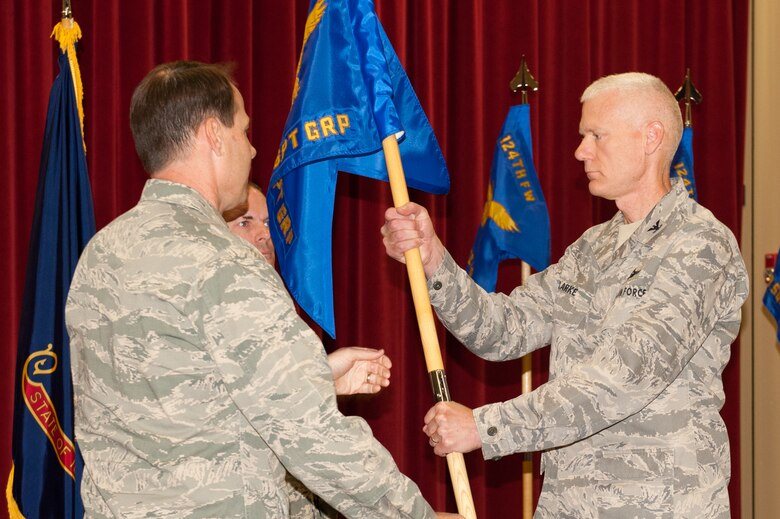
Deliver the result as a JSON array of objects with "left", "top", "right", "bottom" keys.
[
  {"left": 467, "top": 104, "right": 550, "bottom": 292},
  {"left": 670, "top": 126, "right": 697, "bottom": 200},
  {"left": 268, "top": 0, "right": 449, "bottom": 338},
  {"left": 763, "top": 249, "right": 780, "bottom": 343},
  {"left": 7, "top": 20, "right": 94, "bottom": 519}
]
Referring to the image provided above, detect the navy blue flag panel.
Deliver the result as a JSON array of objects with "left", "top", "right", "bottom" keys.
[
  {"left": 467, "top": 104, "right": 551, "bottom": 292},
  {"left": 8, "top": 25, "right": 94, "bottom": 519},
  {"left": 268, "top": 0, "right": 449, "bottom": 337}
]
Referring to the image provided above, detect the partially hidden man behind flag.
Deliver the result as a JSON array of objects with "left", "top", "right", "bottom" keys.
[
  {"left": 6, "top": 19, "right": 94, "bottom": 519},
  {"left": 670, "top": 126, "right": 698, "bottom": 200},
  {"left": 467, "top": 104, "right": 550, "bottom": 292},
  {"left": 268, "top": 0, "right": 449, "bottom": 338},
  {"left": 764, "top": 248, "right": 780, "bottom": 343}
]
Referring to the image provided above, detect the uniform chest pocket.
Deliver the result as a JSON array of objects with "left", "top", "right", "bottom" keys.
[
  {"left": 613, "top": 268, "right": 652, "bottom": 305},
  {"left": 596, "top": 267, "right": 655, "bottom": 329},
  {"left": 552, "top": 278, "right": 592, "bottom": 328}
]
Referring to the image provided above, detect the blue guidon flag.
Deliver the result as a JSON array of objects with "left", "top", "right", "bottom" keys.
[
  {"left": 268, "top": 0, "right": 449, "bottom": 338},
  {"left": 670, "top": 126, "right": 697, "bottom": 200},
  {"left": 467, "top": 104, "right": 550, "bottom": 292},
  {"left": 7, "top": 19, "right": 94, "bottom": 519},
  {"left": 764, "top": 249, "right": 780, "bottom": 343}
]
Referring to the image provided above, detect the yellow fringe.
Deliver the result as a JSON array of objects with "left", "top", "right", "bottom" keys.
[
  {"left": 6, "top": 464, "right": 26, "bottom": 519},
  {"left": 50, "top": 19, "right": 85, "bottom": 146}
]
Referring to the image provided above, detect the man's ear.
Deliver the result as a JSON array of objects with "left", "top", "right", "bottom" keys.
[
  {"left": 645, "top": 121, "right": 665, "bottom": 155},
  {"left": 203, "top": 117, "right": 224, "bottom": 155}
]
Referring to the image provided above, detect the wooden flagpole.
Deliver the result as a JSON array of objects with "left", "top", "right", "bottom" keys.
[
  {"left": 520, "top": 263, "right": 533, "bottom": 519},
  {"left": 382, "top": 136, "right": 477, "bottom": 519},
  {"left": 511, "top": 56, "right": 538, "bottom": 519}
]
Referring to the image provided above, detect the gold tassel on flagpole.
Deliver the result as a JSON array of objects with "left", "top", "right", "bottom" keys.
[{"left": 50, "top": 16, "right": 85, "bottom": 144}]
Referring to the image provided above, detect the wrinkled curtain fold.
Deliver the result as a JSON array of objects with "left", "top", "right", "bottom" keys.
[{"left": 1, "top": 1, "right": 746, "bottom": 517}]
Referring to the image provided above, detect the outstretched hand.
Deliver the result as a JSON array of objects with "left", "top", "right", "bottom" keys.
[{"left": 327, "top": 347, "right": 392, "bottom": 396}]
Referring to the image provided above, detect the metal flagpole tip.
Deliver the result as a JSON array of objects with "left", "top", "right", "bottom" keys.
[
  {"left": 510, "top": 56, "right": 539, "bottom": 104},
  {"left": 674, "top": 67, "right": 702, "bottom": 127}
]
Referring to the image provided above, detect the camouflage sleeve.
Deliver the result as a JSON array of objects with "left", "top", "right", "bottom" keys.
[
  {"left": 195, "top": 252, "right": 435, "bottom": 519},
  {"left": 474, "top": 227, "right": 748, "bottom": 459},
  {"left": 427, "top": 249, "right": 558, "bottom": 361}
]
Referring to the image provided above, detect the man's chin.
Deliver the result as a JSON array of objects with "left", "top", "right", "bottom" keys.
[{"left": 222, "top": 201, "right": 248, "bottom": 222}]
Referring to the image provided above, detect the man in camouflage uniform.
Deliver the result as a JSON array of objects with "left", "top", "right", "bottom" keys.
[
  {"left": 224, "top": 181, "right": 393, "bottom": 519},
  {"left": 381, "top": 72, "right": 748, "bottom": 518},
  {"left": 66, "top": 61, "right": 458, "bottom": 518}
]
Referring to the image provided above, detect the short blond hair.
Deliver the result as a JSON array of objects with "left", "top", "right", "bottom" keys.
[{"left": 581, "top": 72, "right": 683, "bottom": 160}]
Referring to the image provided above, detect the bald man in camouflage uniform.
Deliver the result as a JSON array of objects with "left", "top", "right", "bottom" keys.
[
  {"left": 382, "top": 72, "right": 748, "bottom": 518},
  {"left": 66, "top": 61, "right": 459, "bottom": 519}
]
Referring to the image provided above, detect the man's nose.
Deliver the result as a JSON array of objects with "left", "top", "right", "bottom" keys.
[
  {"left": 574, "top": 139, "right": 589, "bottom": 162},
  {"left": 258, "top": 226, "right": 270, "bottom": 240}
]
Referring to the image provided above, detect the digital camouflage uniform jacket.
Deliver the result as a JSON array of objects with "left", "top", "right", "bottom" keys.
[
  {"left": 427, "top": 179, "right": 748, "bottom": 518},
  {"left": 66, "top": 180, "right": 435, "bottom": 519}
]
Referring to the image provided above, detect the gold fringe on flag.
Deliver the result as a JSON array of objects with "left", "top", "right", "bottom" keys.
[{"left": 6, "top": 464, "right": 25, "bottom": 519}]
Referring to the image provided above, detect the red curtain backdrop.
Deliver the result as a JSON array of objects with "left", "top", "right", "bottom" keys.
[{"left": 0, "top": 1, "right": 747, "bottom": 517}]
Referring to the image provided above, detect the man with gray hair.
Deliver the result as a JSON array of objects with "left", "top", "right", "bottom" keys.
[{"left": 381, "top": 72, "right": 748, "bottom": 517}]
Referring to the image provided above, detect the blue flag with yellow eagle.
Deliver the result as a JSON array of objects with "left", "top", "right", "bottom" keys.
[
  {"left": 268, "top": 0, "right": 449, "bottom": 338},
  {"left": 670, "top": 126, "right": 697, "bottom": 200},
  {"left": 763, "top": 248, "right": 780, "bottom": 343},
  {"left": 467, "top": 104, "right": 550, "bottom": 292},
  {"left": 7, "top": 20, "right": 93, "bottom": 519}
]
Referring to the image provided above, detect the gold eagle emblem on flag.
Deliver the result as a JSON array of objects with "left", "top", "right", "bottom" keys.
[{"left": 481, "top": 182, "right": 519, "bottom": 232}]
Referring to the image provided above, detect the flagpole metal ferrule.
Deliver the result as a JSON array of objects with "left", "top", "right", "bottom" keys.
[{"left": 429, "top": 369, "right": 451, "bottom": 402}]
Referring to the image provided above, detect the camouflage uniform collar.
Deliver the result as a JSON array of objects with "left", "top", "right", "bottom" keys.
[
  {"left": 622, "top": 177, "right": 690, "bottom": 246},
  {"left": 141, "top": 178, "right": 224, "bottom": 223}
]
